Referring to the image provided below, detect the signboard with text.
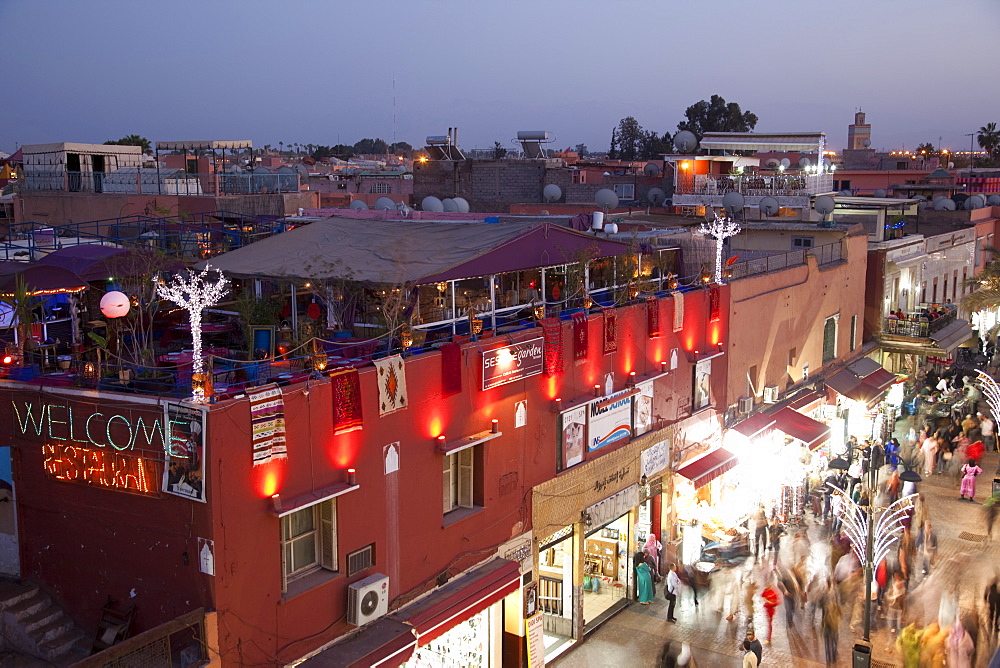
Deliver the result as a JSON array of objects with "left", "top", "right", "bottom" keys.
[
  {"left": 526, "top": 612, "right": 545, "bottom": 668},
  {"left": 482, "top": 338, "right": 544, "bottom": 390},
  {"left": 588, "top": 389, "right": 636, "bottom": 451}
]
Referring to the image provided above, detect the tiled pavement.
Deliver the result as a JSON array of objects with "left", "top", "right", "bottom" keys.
[{"left": 554, "top": 418, "right": 1000, "bottom": 667}]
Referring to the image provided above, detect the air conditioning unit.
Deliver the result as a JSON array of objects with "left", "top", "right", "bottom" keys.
[
  {"left": 737, "top": 396, "right": 754, "bottom": 414},
  {"left": 347, "top": 573, "right": 389, "bottom": 626},
  {"left": 763, "top": 385, "right": 779, "bottom": 404}
]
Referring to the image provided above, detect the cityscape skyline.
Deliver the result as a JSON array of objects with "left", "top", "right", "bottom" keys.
[{"left": 2, "top": 0, "right": 999, "bottom": 156}]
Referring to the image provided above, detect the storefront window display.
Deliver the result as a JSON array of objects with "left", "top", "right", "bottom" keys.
[
  {"left": 538, "top": 527, "right": 574, "bottom": 644},
  {"left": 405, "top": 607, "right": 496, "bottom": 668},
  {"left": 582, "top": 513, "right": 632, "bottom": 628}
]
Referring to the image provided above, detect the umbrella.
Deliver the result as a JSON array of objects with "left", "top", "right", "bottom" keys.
[{"left": 0, "top": 262, "right": 88, "bottom": 297}]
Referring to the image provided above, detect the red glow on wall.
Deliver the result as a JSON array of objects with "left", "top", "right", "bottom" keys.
[
  {"left": 328, "top": 430, "right": 362, "bottom": 469},
  {"left": 256, "top": 460, "right": 287, "bottom": 498},
  {"left": 709, "top": 321, "right": 722, "bottom": 346},
  {"left": 544, "top": 375, "right": 560, "bottom": 400}
]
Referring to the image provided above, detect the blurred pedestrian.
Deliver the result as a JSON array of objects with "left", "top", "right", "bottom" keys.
[
  {"left": 820, "top": 586, "right": 841, "bottom": 666},
  {"left": 885, "top": 571, "right": 907, "bottom": 637},
  {"left": 761, "top": 578, "right": 781, "bottom": 643},
  {"left": 960, "top": 458, "right": 983, "bottom": 501},
  {"left": 664, "top": 562, "right": 680, "bottom": 622},
  {"left": 769, "top": 517, "right": 784, "bottom": 565},
  {"left": 984, "top": 496, "right": 1000, "bottom": 540},
  {"left": 984, "top": 577, "right": 1000, "bottom": 635},
  {"left": 753, "top": 505, "right": 768, "bottom": 558},
  {"left": 896, "top": 623, "right": 923, "bottom": 668},
  {"left": 921, "top": 434, "right": 939, "bottom": 476},
  {"left": 969, "top": 439, "right": 986, "bottom": 466},
  {"left": 980, "top": 412, "right": 995, "bottom": 452},
  {"left": 743, "top": 631, "right": 763, "bottom": 666}
]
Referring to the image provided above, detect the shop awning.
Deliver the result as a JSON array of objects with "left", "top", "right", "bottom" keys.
[
  {"left": 847, "top": 357, "right": 897, "bottom": 391},
  {"left": 676, "top": 448, "right": 739, "bottom": 489},
  {"left": 825, "top": 370, "right": 881, "bottom": 404},
  {"left": 771, "top": 407, "right": 830, "bottom": 450},
  {"left": 399, "top": 558, "right": 521, "bottom": 645},
  {"left": 785, "top": 389, "right": 824, "bottom": 412},
  {"left": 731, "top": 412, "right": 776, "bottom": 439},
  {"left": 861, "top": 368, "right": 896, "bottom": 391},
  {"left": 299, "top": 617, "right": 416, "bottom": 668},
  {"left": 929, "top": 319, "right": 974, "bottom": 354}
]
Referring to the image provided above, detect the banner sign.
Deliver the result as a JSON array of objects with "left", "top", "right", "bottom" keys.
[
  {"left": 163, "top": 402, "right": 207, "bottom": 503},
  {"left": 588, "top": 389, "right": 636, "bottom": 451},
  {"left": 482, "top": 337, "right": 544, "bottom": 390},
  {"left": 559, "top": 405, "right": 587, "bottom": 470},
  {"left": 526, "top": 612, "right": 545, "bottom": 668},
  {"left": 586, "top": 483, "right": 639, "bottom": 529},
  {"left": 641, "top": 440, "right": 669, "bottom": 478}
]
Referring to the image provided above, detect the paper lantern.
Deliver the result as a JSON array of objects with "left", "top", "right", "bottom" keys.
[{"left": 100, "top": 291, "right": 131, "bottom": 318}]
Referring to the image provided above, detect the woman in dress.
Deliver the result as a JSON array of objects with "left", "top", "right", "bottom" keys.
[
  {"left": 636, "top": 559, "right": 655, "bottom": 604},
  {"left": 959, "top": 458, "right": 983, "bottom": 501},
  {"left": 921, "top": 435, "right": 939, "bottom": 476}
]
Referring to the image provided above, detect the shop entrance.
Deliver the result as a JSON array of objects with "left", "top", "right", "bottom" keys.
[
  {"left": 538, "top": 526, "right": 574, "bottom": 650},
  {"left": 582, "top": 513, "right": 632, "bottom": 630}
]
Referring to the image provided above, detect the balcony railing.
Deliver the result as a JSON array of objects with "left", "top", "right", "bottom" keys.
[
  {"left": 676, "top": 173, "right": 833, "bottom": 197},
  {"left": 22, "top": 170, "right": 300, "bottom": 195},
  {"left": 728, "top": 241, "right": 843, "bottom": 280},
  {"left": 883, "top": 310, "right": 955, "bottom": 338}
]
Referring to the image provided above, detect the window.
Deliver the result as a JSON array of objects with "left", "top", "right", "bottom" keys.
[
  {"left": 613, "top": 184, "right": 635, "bottom": 200},
  {"left": 962, "top": 266, "right": 968, "bottom": 295},
  {"left": 850, "top": 315, "right": 857, "bottom": 352},
  {"left": 369, "top": 182, "right": 392, "bottom": 194},
  {"left": 443, "top": 448, "right": 475, "bottom": 514},
  {"left": 281, "top": 500, "right": 337, "bottom": 589},
  {"left": 788, "top": 348, "right": 797, "bottom": 367},
  {"left": 921, "top": 281, "right": 927, "bottom": 304},
  {"left": 953, "top": 270, "right": 958, "bottom": 302},
  {"left": 932, "top": 277, "right": 938, "bottom": 305},
  {"left": 792, "top": 236, "right": 814, "bottom": 249},
  {"left": 839, "top": 180, "right": 851, "bottom": 191},
  {"left": 822, "top": 315, "right": 838, "bottom": 364}
]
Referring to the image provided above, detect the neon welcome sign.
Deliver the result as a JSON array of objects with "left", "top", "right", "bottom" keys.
[{"left": 12, "top": 400, "right": 168, "bottom": 453}]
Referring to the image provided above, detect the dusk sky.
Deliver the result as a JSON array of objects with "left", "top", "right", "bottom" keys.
[{"left": 3, "top": 0, "right": 999, "bottom": 156}]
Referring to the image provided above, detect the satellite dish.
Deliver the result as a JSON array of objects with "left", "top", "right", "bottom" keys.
[
  {"left": 375, "top": 196, "right": 396, "bottom": 211},
  {"left": 277, "top": 166, "right": 295, "bottom": 174},
  {"left": 453, "top": 197, "right": 470, "bottom": 213},
  {"left": 933, "top": 198, "right": 956, "bottom": 211},
  {"left": 349, "top": 200, "right": 369, "bottom": 210},
  {"left": 765, "top": 158, "right": 780, "bottom": 169},
  {"left": 965, "top": 194, "right": 986, "bottom": 210},
  {"left": 798, "top": 156, "right": 812, "bottom": 168},
  {"left": 647, "top": 187, "right": 666, "bottom": 206},
  {"left": 722, "top": 192, "right": 745, "bottom": 216},
  {"left": 254, "top": 167, "right": 272, "bottom": 174},
  {"left": 919, "top": 201, "right": 932, "bottom": 211},
  {"left": 595, "top": 188, "right": 619, "bottom": 210},
  {"left": 643, "top": 163, "right": 661, "bottom": 176},
  {"left": 874, "top": 189, "right": 887, "bottom": 198},
  {"left": 542, "top": 184, "right": 562, "bottom": 203},
  {"left": 228, "top": 165, "right": 242, "bottom": 173},
  {"left": 988, "top": 195, "right": 1000, "bottom": 206},
  {"left": 862, "top": 139, "right": 871, "bottom": 148},
  {"left": 839, "top": 189, "right": 852, "bottom": 196},
  {"left": 442, "top": 198, "right": 459, "bottom": 213},
  {"left": 814, "top": 195, "right": 836, "bottom": 217},
  {"left": 674, "top": 130, "right": 698, "bottom": 153},
  {"left": 912, "top": 195, "right": 927, "bottom": 201},
  {"left": 933, "top": 195, "right": 945, "bottom": 202},
  {"left": 780, "top": 158, "right": 791, "bottom": 169},
  {"left": 294, "top": 163, "right": 309, "bottom": 178},
  {"left": 953, "top": 193, "right": 969, "bottom": 206},
  {"left": 759, "top": 196, "right": 779, "bottom": 217},
  {"left": 947, "top": 162, "right": 955, "bottom": 169},
  {"left": 421, "top": 196, "right": 444, "bottom": 212}
]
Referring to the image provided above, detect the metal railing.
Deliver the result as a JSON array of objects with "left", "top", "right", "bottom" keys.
[
  {"left": 676, "top": 173, "right": 833, "bottom": 197},
  {"left": 22, "top": 170, "right": 300, "bottom": 195},
  {"left": 728, "top": 241, "right": 842, "bottom": 280},
  {"left": 883, "top": 310, "right": 955, "bottom": 338}
]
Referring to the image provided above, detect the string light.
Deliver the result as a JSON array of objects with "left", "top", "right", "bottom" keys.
[
  {"left": 697, "top": 213, "right": 741, "bottom": 285},
  {"left": 155, "top": 266, "right": 229, "bottom": 402}
]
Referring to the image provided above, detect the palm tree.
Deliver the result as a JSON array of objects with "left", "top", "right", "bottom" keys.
[
  {"left": 978, "top": 122, "right": 999, "bottom": 160},
  {"left": 963, "top": 247, "right": 1000, "bottom": 314},
  {"left": 278, "top": 141, "right": 284, "bottom": 155}
]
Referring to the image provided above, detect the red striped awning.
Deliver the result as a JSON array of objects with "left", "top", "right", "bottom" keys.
[
  {"left": 299, "top": 617, "right": 416, "bottom": 668},
  {"left": 861, "top": 368, "right": 896, "bottom": 391},
  {"left": 676, "top": 448, "right": 739, "bottom": 489},
  {"left": 401, "top": 559, "right": 521, "bottom": 645},
  {"left": 771, "top": 407, "right": 830, "bottom": 450},
  {"left": 731, "top": 413, "right": 777, "bottom": 439}
]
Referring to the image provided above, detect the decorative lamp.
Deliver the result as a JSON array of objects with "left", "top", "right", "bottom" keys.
[
  {"left": 312, "top": 351, "right": 328, "bottom": 372},
  {"left": 400, "top": 324, "right": 414, "bottom": 350},
  {"left": 583, "top": 294, "right": 593, "bottom": 309},
  {"left": 191, "top": 372, "right": 212, "bottom": 398},
  {"left": 491, "top": 419, "right": 499, "bottom": 433},
  {"left": 660, "top": 361, "right": 668, "bottom": 373},
  {"left": 700, "top": 267, "right": 712, "bottom": 284},
  {"left": 471, "top": 316, "right": 484, "bottom": 336},
  {"left": 550, "top": 398, "right": 562, "bottom": 413},
  {"left": 271, "top": 493, "right": 282, "bottom": 513},
  {"left": 99, "top": 291, "right": 130, "bottom": 319},
  {"left": 666, "top": 273, "right": 679, "bottom": 290},
  {"left": 627, "top": 371, "right": 636, "bottom": 386},
  {"left": 436, "top": 435, "right": 447, "bottom": 448},
  {"left": 82, "top": 361, "right": 97, "bottom": 379},
  {"left": 436, "top": 282, "right": 447, "bottom": 293},
  {"left": 594, "top": 384, "right": 602, "bottom": 397},
  {"left": 346, "top": 468, "right": 357, "bottom": 486}
]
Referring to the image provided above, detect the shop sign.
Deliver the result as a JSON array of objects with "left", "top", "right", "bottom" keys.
[
  {"left": 11, "top": 399, "right": 167, "bottom": 454},
  {"left": 693, "top": 358, "right": 712, "bottom": 411},
  {"left": 634, "top": 380, "right": 654, "bottom": 436},
  {"left": 593, "top": 465, "right": 631, "bottom": 495},
  {"left": 498, "top": 531, "right": 533, "bottom": 575},
  {"left": 585, "top": 484, "right": 639, "bottom": 529},
  {"left": 641, "top": 440, "right": 669, "bottom": 478},
  {"left": 559, "top": 405, "right": 587, "bottom": 470},
  {"left": 42, "top": 443, "right": 158, "bottom": 494},
  {"left": 482, "top": 338, "right": 544, "bottom": 390},
  {"left": 589, "top": 389, "right": 634, "bottom": 451},
  {"left": 526, "top": 612, "right": 545, "bottom": 668}
]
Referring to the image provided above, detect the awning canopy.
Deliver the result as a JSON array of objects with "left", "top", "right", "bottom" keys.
[
  {"left": 771, "top": 407, "right": 830, "bottom": 450},
  {"left": 731, "top": 412, "right": 776, "bottom": 439},
  {"left": 676, "top": 448, "right": 739, "bottom": 489},
  {"left": 33, "top": 246, "right": 183, "bottom": 282},
  {"left": 930, "top": 319, "right": 974, "bottom": 354},
  {"left": 155, "top": 140, "right": 253, "bottom": 151},
  {"left": 785, "top": 389, "right": 824, "bottom": 412},
  {"left": 825, "top": 370, "right": 883, "bottom": 404},
  {"left": 195, "top": 218, "right": 629, "bottom": 286},
  {"left": 299, "top": 617, "right": 416, "bottom": 668},
  {"left": 399, "top": 558, "right": 521, "bottom": 645},
  {"left": 699, "top": 132, "right": 825, "bottom": 152},
  {"left": 0, "top": 262, "right": 88, "bottom": 297},
  {"left": 271, "top": 481, "right": 360, "bottom": 518}
]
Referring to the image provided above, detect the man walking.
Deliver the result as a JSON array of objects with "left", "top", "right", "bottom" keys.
[
  {"left": 665, "top": 562, "right": 680, "bottom": 623},
  {"left": 743, "top": 630, "right": 763, "bottom": 666},
  {"left": 753, "top": 505, "right": 768, "bottom": 558},
  {"left": 980, "top": 412, "right": 995, "bottom": 452}
]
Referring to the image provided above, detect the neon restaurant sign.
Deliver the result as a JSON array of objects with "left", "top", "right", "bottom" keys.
[{"left": 10, "top": 399, "right": 166, "bottom": 495}]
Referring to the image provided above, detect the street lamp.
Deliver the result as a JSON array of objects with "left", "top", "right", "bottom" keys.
[{"left": 827, "top": 456, "right": 921, "bottom": 655}]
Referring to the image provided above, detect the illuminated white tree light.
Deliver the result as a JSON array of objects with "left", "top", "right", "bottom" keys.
[
  {"left": 829, "top": 487, "right": 916, "bottom": 567},
  {"left": 697, "top": 213, "right": 741, "bottom": 284},
  {"left": 977, "top": 369, "right": 1000, "bottom": 418},
  {"left": 155, "top": 266, "right": 229, "bottom": 401}
]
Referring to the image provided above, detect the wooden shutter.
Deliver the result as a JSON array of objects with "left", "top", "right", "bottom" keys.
[
  {"left": 280, "top": 520, "right": 288, "bottom": 593},
  {"left": 458, "top": 448, "right": 474, "bottom": 508},
  {"left": 442, "top": 456, "right": 453, "bottom": 513},
  {"left": 319, "top": 500, "right": 337, "bottom": 571}
]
